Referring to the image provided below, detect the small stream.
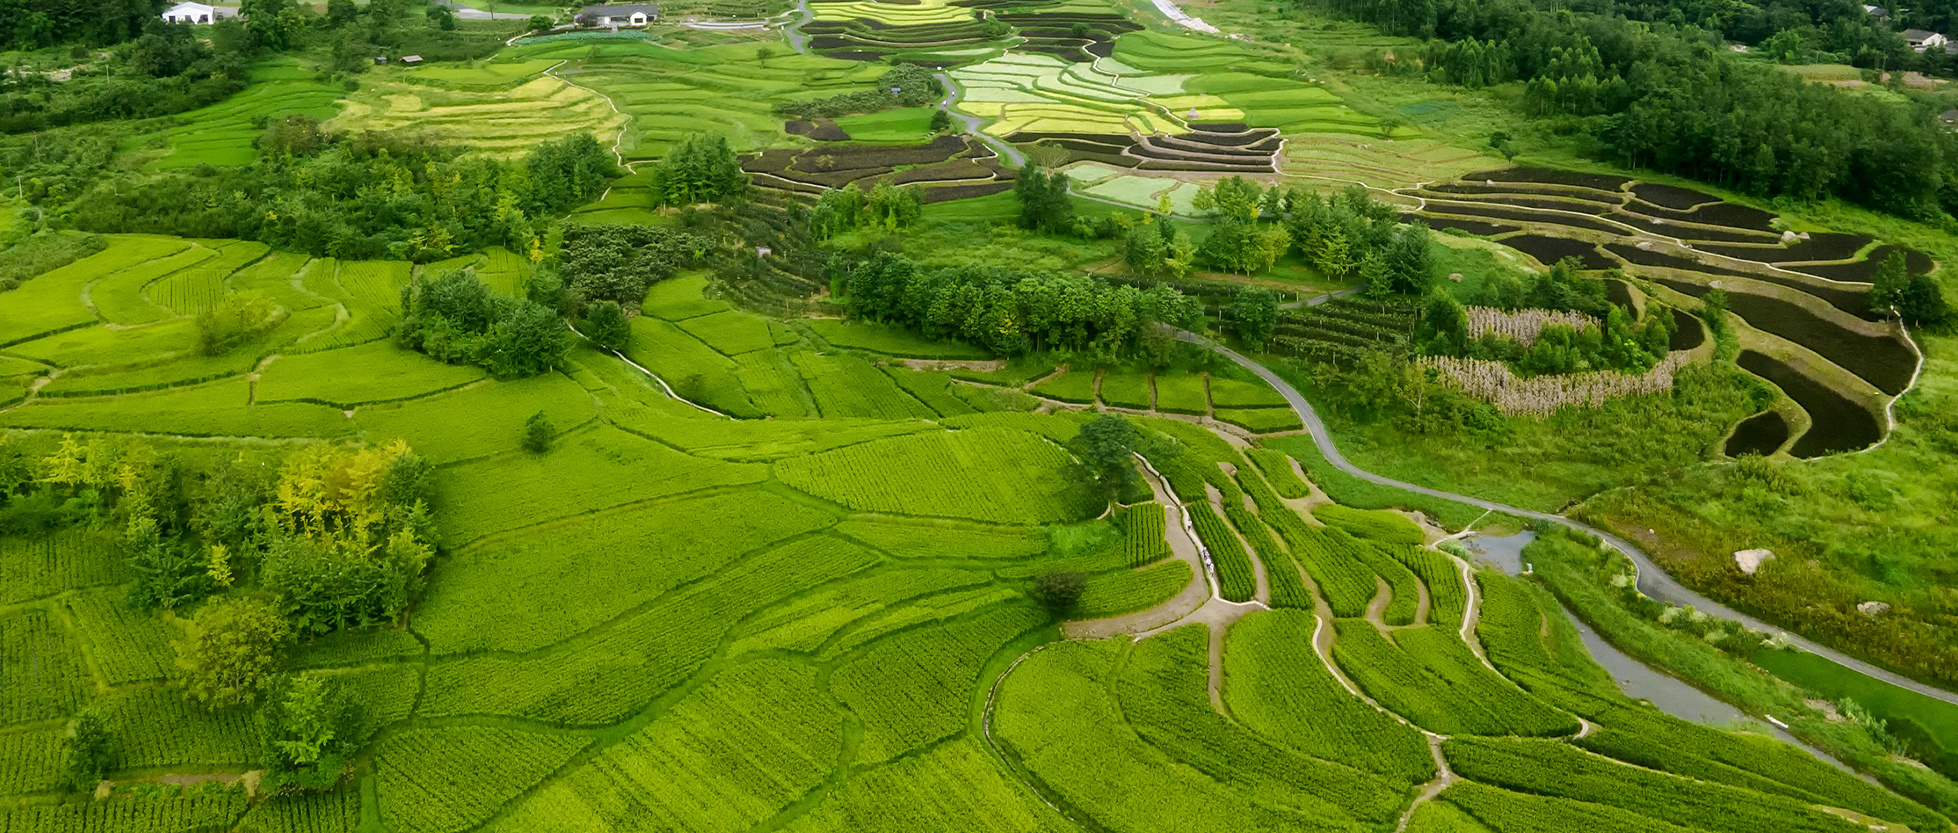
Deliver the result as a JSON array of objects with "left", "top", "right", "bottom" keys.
[{"left": 1467, "top": 532, "right": 1859, "bottom": 774}]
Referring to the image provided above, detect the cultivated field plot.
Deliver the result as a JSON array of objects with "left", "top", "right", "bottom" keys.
[
  {"left": 128, "top": 59, "right": 346, "bottom": 169},
  {"left": 328, "top": 68, "right": 627, "bottom": 158},
  {"left": 529, "top": 41, "right": 888, "bottom": 159},
  {"left": 2, "top": 242, "right": 1951, "bottom": 833},
  {"left": 743, "top": 135, "right": 1018, "bottom": 201},
  {"left": 1404, "top": 167, "right": 1931, "bottom": 457}
]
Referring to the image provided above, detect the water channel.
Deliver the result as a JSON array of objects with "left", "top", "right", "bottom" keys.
[{"left": 1466, "top": 531, "right": 1859, "bottom": 774}]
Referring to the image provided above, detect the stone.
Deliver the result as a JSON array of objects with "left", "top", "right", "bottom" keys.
[
  {"left": 1733, "top": 548, "right": 1775, "bottom": 575},
  {"left": 1857, "top": 601, "right": 1891, "bottom": 617},
  {"left": 1448, "top": 272, "right": 1464, "bottom": 282},
  {"left": 1781, "top": 230, "right": 1800, "bottom": 245}
]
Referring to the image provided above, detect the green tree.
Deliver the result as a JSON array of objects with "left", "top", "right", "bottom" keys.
[
  {"left": 523, "top": 411, "right": 555, "bottom": 454},
  {"left": 1029, "top": 570, "right": 1087, "bottom": 617},
  {"left": 1014, "top": 166, "right": 1074, "bottom": 233},
  {"left": 426, "top": 4, "right": 456, "bottom": 29},
  {"left": 259, "top": 673, "right": 359, "bottom": 794},
  {"left": 61, "top": 709, "right": 112, "bottom": 791},
  {"left": 326, "top": 0, "right": 359, "bottom": 27},
  {"left": 1065, "top": 414, "right": 1140, "bottom": 504},
  {"left": 581, "top": 299, "right": 630, "bottom": 351},
  {"left": 649, "top": 133, "right": 747, "bottom": 207},
  {"left": 1898, "top": 274, "right": 1950, "bottom": 326},
  {"left": 527, "top": 14, "right": 553, "bottom": 31},
  {"left": 1231, "top": 288, "right": 1280, "bottom": 350},
  {"left": 929, "top": 108, "right": 952, "bottom": 133},
  {"left": 179, "top": 597, "right": 290, "bottom": 709},
  {"left": 1867, "top": 252, "right": 1909, "bottom": 317}
]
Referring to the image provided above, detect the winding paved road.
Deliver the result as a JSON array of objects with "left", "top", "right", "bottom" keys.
[{"left": 1175, "top": 329, "right": 1958, "bottom": 708}]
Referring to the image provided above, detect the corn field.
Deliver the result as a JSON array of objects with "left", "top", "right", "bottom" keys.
[
  {"left": 1425, "top": 352, "right": 1690, "bottom": 416},
  {"left": 1464, "top": 307, "right": 1596, "bottom": 346}
]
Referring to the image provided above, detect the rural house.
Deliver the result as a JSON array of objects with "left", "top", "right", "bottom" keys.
[
  {"left": 576, "top": 4, "right": 660, "bottom": 26},
  {"left": 159, "top": 1, "right": 227, "bottom": 23},
  {"left": 1901, "top": 28, "right": 1948, "bottom": 51}
]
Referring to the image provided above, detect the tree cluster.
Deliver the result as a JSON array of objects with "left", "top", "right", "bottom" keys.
[
  {"left": 557, "top": 223, "right": 707, "bottom": 306},
  {"left": 1123, "top": 213, "right": 1196, "bottom": 279},
  {"left": 1304, "top": 0, "right": 1958, "bottom": 219},
  {"left": 397, "top": 269, "right": 568, "bottom": 378},
  {"left": 1014, "top": 165, "right": 1077, "bottom": 234},
  {"left": 648, "top": 133, "right": 747, "bottom": 208},
  {"left": 61, "top": 127, "right": 612, "bottom": 261},
  {"left": 0, "top": 433, "right": 435, "bottom": 791},
  {"left": 773, "top": 64, "right": 942, "bottom": 119},
  {"left": 808, "top": 181, "right": 924, "bottom": 239},
  {"left": 839, "top": 251, "right": 1205, "bottom": 358},
  {"left": 0, "top": 20, "right": 249, "bottom": 133},
  {"left": 1425, "top": 292, "right": 1677, "bottom": 375},
  {"left": 1868, "top": 251, "right": 1950, "bottom": 326}
]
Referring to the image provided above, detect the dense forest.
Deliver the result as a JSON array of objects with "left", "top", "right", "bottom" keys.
[{"left": 1314, "top": 0, "right": 1958, "bottom": 221}]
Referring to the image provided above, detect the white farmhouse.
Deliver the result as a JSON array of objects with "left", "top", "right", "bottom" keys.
[
  {"left": 160, "top": 1, "right": 226, "bottom": 23},
  {"left": 576, "top": 4, "right": 660, "bottom": 27},
  {"left": 1901, "top": 28, "right": 1948, "bottom": 51}
]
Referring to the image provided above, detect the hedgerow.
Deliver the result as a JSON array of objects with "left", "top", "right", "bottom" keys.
[
  {"left": 1442, "top": 780, "right": 1700, "bottom": 833},
  {"left": 421, "top": 536, "right": 878, "bottom": 725},
  {"left": 1442, "top": 736, "right": 1869, "bottom": 833},
  {"left": 1312, "top": 504, "right": 1426, "bottom": 546},
  {"left": 0, "top": 788, "right": 248, "bottom": 833},
  {"left": 830, "top": 603, "right": 1046, "bottom": 763},
  {"left": 995, "top": 638, "right": 1355, "bottom": 832},
  {"left": 0, "top": 610, "right": 90, "bottom": 725},
  {"left": 490, "top": 660, "right": 844, "bottom": 833},
  {"left": 376, "top": 726, "right": 590, "bottom": 833},
  {"left": 1188, "top": 503, "right": 1256, "bottom": 602},
  {"left": 1118, "top": 627, "right": 1408, "bottom": 825},
  {"left": 834, "top": 517, "right": 1047, "bottom": 560},
  {"left": 1246, "top": 448, "right": 1311, "bottom": 498},
  {"left": 418, "top": 488, "right": 831, "bottom": 654},
  {"left": 1119, "top": 503, "right": 1170, "bottom": 566},
  {"left": 777, "top": 427, "right": 1097, "bottom": 525},
  {"left": 1333, "top": 622, "right": 1577, "bottom": 736},
  {"left": 1290, "top": 527, "right": 1379, "bottom": 617},
  {"left": 1392, "top": 545, "right": 1468, "bottom": 627},
  {"left": 1223, "top": 610, "right": 1436, "bottom": 783},
  {"left": 1073, "top": 558, "right": 1191, "bottom": 619}
]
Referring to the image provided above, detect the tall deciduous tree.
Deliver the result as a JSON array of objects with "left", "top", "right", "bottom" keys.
[
  {"left": 179, "top": 597, "right": 290, "bottom": 708},
  {"left": 582, "top": 300, "right": 630, "bottom": 351},
  {"left": 1066, "top": 414, "right": 1141, "bottom": 504},
  {"left": 1015, "top": 165, "right": 1075, "bottom": 233},
  {"left": 650, "top": 133, "right": 747, "bottom": 207},
  {"left": 1232, "top": 288, "right": 1280, "bottom": 350}
]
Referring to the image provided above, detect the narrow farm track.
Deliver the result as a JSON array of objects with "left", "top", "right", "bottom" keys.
[
  {"left": 1173, "top": 328, "right": 1958, "bottom": 708},
  {"left": 930, "top": 71, "right": 1027, "bottom": 168}
]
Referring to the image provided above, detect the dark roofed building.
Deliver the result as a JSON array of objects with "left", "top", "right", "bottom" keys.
[{"left": 577, "top": 4, "right": 659, "bottom": 26}]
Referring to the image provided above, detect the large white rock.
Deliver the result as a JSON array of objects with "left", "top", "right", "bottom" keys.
[
  {"left": 1733, "top": 548, "right": 1775, "bottom": 575},
  {"left": 1857, "top": 601, "right": 1891, "bottom": 617}
]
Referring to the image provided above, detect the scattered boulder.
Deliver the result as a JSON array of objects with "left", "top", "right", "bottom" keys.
[
  {"left": 1857, "top": 601, "right": 1891, "bottom": 617},
  {"left": 1448, "top": 272, "right": 1464, "bottom": 282},
  {"left": 1781, "top": 230, "right": 1800, "bottom": 245},
  {"left": 1733, "top": 548, "right": 1775, "bottom": 575}
]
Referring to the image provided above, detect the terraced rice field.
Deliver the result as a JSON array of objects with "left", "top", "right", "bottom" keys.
[
  {"left": 1392, "top": 167, "right": 1928, "bottom": 456},
  {"left": 531, "top": 42, "right": 886, "bottom": 158},
  {"left": 328, "top": 69, "right": 627, "bottom": 158},
  {"left": 129, "top": 59, "right": 346, "bottom": 169}
]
